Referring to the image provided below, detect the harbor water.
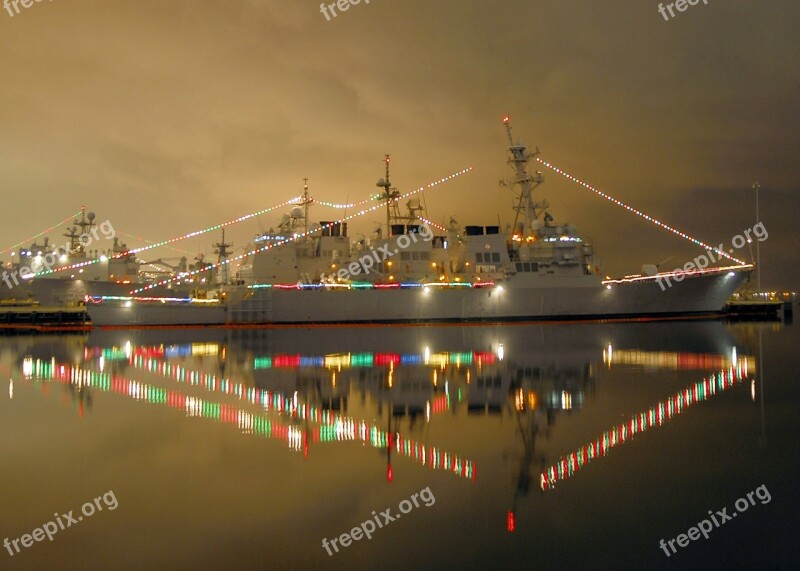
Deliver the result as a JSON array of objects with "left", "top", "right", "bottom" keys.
[{"left": 1, "top": 319, "right": 797, "bottom": 570}]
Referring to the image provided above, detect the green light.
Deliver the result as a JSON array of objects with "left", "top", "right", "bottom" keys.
[
  {"left": 350, "top": 353, "right": 374, "bottom": 367},
  {"left": 101, "top": 348, "right": 128, "bottom": 361},
  {"left": 450, "top": 352, "right": 473, "bottom": 364}
]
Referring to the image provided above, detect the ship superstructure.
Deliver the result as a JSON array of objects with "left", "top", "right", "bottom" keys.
[{"left": 86, "top": 118, "right": 753, "bottom": 326}]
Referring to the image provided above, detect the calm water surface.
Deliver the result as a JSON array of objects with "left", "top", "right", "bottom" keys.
[{"left": 1, "top": 320, "right": 798, "bottom": 570}]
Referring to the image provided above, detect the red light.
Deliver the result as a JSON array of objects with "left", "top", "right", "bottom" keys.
[
  {"left": 387, "top": 465, "right": 393, "bottom": 483},
  {"left": 374, "top": 353, "right": 401, "bottom": 366},
  {"left": 507, "top": 510, "right": 515, "bottom": 532}
]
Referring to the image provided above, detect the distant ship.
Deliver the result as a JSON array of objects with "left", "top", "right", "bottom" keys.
[
  {"left": 0, "top": 209, "right": 143, "bottom": 307},
  {"left": 86, "top": 119, "right": 752, "bottom": 326},
  {"left": 1, "top": 209, "right": 227, "bottom": 308}
]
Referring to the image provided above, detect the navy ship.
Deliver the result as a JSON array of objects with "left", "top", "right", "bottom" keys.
[{"left": 86, "top": 119, "right": 752, "bottom": 326}]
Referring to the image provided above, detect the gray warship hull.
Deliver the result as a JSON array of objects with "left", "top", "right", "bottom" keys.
[{"left": 86, "top": 268, "right": 750, "bottom": 327}]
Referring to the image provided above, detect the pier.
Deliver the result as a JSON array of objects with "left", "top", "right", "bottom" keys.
[{"left": 0, "top": 304, "right": 89, "bottom": 331}]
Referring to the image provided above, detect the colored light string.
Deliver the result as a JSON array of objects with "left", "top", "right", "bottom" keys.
[
  {"left": 111, "top": 351, "right": 477, "bottom": 479},
  {"left": 1, "top": 211, "right": 82, "bottom": 256},
  {"left": 116, "top": 231, "right": 195, "bottom": 257},
  {"left": 601, "top": 264, "right": 752, "bottom": 285},
  {"left": 417, "top": 216, "right": 448, "bottom": 233},
  {"left": 32, "top": 197, "right": 301, "bottom": 278},
  {"left": 535, "top": 158, "right": 746, "bottom": 265},
  {"left": 131, "top": 167, "right": 473, "bottom": 294},
  {"left": 540, "top": 359, "right": 750, "bottom": 490}
]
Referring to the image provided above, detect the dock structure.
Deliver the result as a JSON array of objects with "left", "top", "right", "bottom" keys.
[
  {"left": 0, "top": 305, "right": 89, "bottom": 331},
  {"left": 725, "top": 300, "right": 791, "bottom": 320}
]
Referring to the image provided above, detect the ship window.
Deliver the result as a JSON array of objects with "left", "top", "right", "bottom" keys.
[
  {"left": 411, "top": 252, "right": 420, "bottom": 261},
  {"left": 531, "top": 262, "right": 538, "bottom": 272},
  {"left": 400, "top": 252, "right": 410, "bottom": 261},
  {"left": 516, "top": 263, "right": 523, "bottom": 272},
  {"left": 420, "top": 252, "right": 430, "bottom": 260},
  {"left": 491, "top": 253, "right": 500, "bottom": 263},
  {"left": 476, "top": 253, "right": 484, "bottom": 262},
  {"left": 523, "top": 263, "right": 531, "bottom": 272}
]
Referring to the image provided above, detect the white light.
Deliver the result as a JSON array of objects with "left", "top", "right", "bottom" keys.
[
  {"left": 606, "top": 285, "right": 612, "bottom": 290},
  {"left": 496, "top": 285, "right": 504, "bottom": 293},
  {"left": 728, "top": 272, "right": 735, "bottom": 277},
  {"left": 60, "top": 255, "right": 68, "bottom": 262},
  {"left": 100, "top": 255, "right": 108, "bottom": 262},
  {"left": 497, "top": 343, "right": 505, "bottom": 361}
]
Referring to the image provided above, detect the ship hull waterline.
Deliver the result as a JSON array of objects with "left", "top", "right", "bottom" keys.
[{"left": 86, "top": 270, "right": 750, "bottom": 327}]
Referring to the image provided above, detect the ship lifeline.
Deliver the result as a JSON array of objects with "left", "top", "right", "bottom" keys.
[{"left": 86, "top": 119, "right": 753, "bottom": 326}]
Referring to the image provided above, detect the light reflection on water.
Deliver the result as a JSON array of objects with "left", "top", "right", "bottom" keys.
[{"left": 0, "top": 321, "right": 796, "bottom": 570}]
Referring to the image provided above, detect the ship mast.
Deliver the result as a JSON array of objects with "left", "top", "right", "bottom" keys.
[
  {"left": 295, "top": 178, "right": 314, "bottom": 239},
  {"left": 63, "top": 207, "right": 97, "bottom": 254},
  {"left": 377, "top": 154, "right": 401, "bottom": 234},
  {"left": 502, "top": 116, "right": 545, "bottom": 239},
  {"left": 303, "top": 178, "right": 310, "bottom": 238},
  {"left": 213, "top": 228, "right": 234, "bottom": 285}
]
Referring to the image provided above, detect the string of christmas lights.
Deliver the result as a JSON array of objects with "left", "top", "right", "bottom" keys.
[
  {"left": 1, "top": 211, "right": 82, "bottom": 256},
  {"left": 313, "top": 198, "right": 359, "bottom": 209},
  {"left": 116, "top": 231, "right": 196, "bottom": 257},
  {"left": 417, "top": 216, "right": 449, "bottom": 233},
  {"left": 121, "top": 353, "right": 474, "bottom": 478},
  {"left": 535, "top": 158, "right": 746, "bottom": 265},
  {"left": 25, "top": 355, "right": 476, "bottom": 479},
  {"left": 33, "top": 197, "right": 301, "bottom": 278},
  {"left": 132, "top": 167, "right": 473, "bottom": 294},
  {"left": 540, "top": 361, "right": 749, "bottom": 490}
]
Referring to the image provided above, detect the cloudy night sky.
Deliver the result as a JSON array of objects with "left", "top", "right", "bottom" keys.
[{"left": 1, "top": 0, "right": 798, "bottom": 288}]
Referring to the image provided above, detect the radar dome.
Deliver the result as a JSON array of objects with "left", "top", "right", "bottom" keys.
[{"left": 642, "top": 264, "right": 659, "bottom": 276}]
